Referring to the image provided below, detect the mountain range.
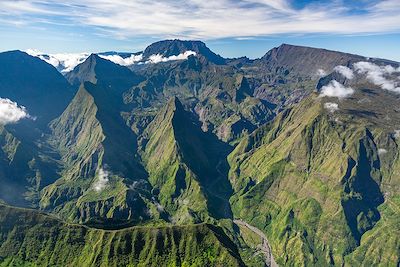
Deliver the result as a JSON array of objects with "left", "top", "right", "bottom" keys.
[{"left": 0, "top": 39, "right": 399, "bottom": 266}]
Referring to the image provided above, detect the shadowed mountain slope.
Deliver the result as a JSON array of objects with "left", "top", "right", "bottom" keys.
[
  {"left": 0, "top": 50, "right": 74, "bottom": 126},
  {"left": 140, "top": 97, "right": 234, "bottom": 223},
  {"left": 65, "top": 54, "right": 142, "bottom": 93}
]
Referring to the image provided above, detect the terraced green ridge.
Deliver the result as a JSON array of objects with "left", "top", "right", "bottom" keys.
[
  {"left": 0, "top": 204, "right": 244, "bottom": 267},
  {"left": 229, "top": 88, "right": 400, "bottom": 266}
]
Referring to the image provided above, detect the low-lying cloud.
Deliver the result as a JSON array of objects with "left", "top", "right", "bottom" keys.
[
  {"left": 99, "top": 54, "right": 143, "bottom": 66},
  {"left": 26, "top": 49, "right": 197, "bottom": 72},
  {"left": 317, "top": 69, "right": 327, "bottom": 77},
  {"left": 334, "top": 65, "right": 354, "bottom": 79},
  {"left": 0, "top": 98, "right": 31, "bottom": 125},
  {"left": 93, "top": 167, "right": 109, "bottom": 192},
  {"left": 394, "top": 130, "right": 400, "bottom": 139},
  {"left": 354, "top": 61, "right": 400, "bottom": 93},
  {"left": 320, "top": 80, "right": 354, "bottom": 98},
  {"left": 324, "top": 102, "right": 339, "bottom": 113},
  {"left": 146, "top": 51, "right": 196, "bottom": 64},
  {"left": 378, "top": 148, "right": 388, "bottom": 156},
  {"left": 26, "top": 49, "right": 89, "bottom": 73}
]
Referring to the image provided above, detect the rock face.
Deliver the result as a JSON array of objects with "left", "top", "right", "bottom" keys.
[{"left": 0, "top": 41, "right": 400, "bottom": 266}]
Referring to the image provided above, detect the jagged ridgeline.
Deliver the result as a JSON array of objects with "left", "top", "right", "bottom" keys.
[{"left": 0, "top": 40, "right": 399, "bottom": 266}]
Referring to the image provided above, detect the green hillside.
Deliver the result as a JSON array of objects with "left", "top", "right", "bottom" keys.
[
  {"left": 228, "top": 87, "right": 400, "bottom": 266},
  {"left": 0, "top": 204, "right": 244, "bottom": 267},
  {"left": 140, "top": 97, "right": 233, "bottom": 224},
  {"left": 0, "top": 41, "right": 399, "bottom": 266}
]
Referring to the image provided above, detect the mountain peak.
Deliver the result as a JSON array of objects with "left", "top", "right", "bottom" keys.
[
  {"left": 261, "top": 43, "right": 365, "bottom": 78},
  {"left": 65, "top": 53, "right": 141, "bottom": 90},
  {"left": 143, "top": 39, "right": 225, "bottom": 65},
  {"left": 0, "top": 50, "right": 73, "bottom": 126},
  {"left": 167, "top": 96, "right": 184, "bottom": 111}
]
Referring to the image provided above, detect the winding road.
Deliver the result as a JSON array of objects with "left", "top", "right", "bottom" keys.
[{"left": 234, "top": 219, "right": 278, "bottom": 267}]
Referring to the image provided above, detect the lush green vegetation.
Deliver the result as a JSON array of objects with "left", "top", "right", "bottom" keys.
[
  {"left": 228, "top": 90, "right": 400, "bottom": 266},
  {"left": 0, "top": 204, "right": 244, "bottom": 267},
  {"left": 0, "top": 41, "right": 399, "bottom": 266}
]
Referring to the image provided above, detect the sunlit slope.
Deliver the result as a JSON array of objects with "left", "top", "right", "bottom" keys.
[
  {"left": 0, "top": 204, "right": 244, "bottom": 267},
  {"left": 228, "top": 88, "right": 400, "bottom": 266},
  {"left": 40, "top": 82, "right": 156, "bottom": 224}
]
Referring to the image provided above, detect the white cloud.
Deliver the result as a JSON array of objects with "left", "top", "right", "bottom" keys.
[
  {"left": 26, "top": 50, "right": 147, "bottom": 72},
  {"left": 320, "top": 80, "right": 354, "bottom": 98},
  {"left": 129, "top": 180, "right": 147, "bottom": 191},
  {"left": 51, "top": 53, "right": 91, "bottom": 73},
  {"left": 99, "top": 54, "right": 143, "bottom": 66},
  {"left": 324, "top": 102, "right": 339, "bottom": 113},
  {"left": 394, "top": 130, "right": 400, "bottom": 139},
  {"left": 151, "top": 197, "right": 164, "bottom": 212},
  {"left": 2, "top": 0, "right": 400, "bottom": 40},
  {"left": 146, "top": 51, "right": 196, "bottom": 64},
  {"left": 378, "top": 148, "right": 387, "bottom": 155},
  {"left": 25, "top": 49, "right": 90, "bottom": 73},
  {"left": 25, "top": 48, "right": 195, "bottom": 72},
  {"left": 0, "top": 98, "right": 31, "bottom": 125},
  {"left": 334, "top": 65, "right": 354, "bottom": 79},
  {"left": 353, "top": 61, "right": 400, "bottom": 93},
  {"left": 93, "top": 168, "right": 109, "bottom": 192},
  {"left": 317, "top": 69, "right": 327, "bottom": 77}
]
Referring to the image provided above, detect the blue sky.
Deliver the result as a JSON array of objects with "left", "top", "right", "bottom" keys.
[{"left": 0, "top": 0, "right": 399, "bottom": 61}]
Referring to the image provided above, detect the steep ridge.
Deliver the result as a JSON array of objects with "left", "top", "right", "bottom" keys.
[
  {"left": 0, "top": 50, "right": 74, "bottom": 127},
  {"left": 228, "top": 86, "right": 400, "bottom": 266},
  {"left": 65, "top": 54, "right": 142, "bottom": 92},
  {"left": 40, "top": 82, "right": 156, "bottom": 224},
  {"left": 0, "top": 204, "right": 245, "bottom": 266},
  {"left": 140, "top": 97, "right": 234, "bottom": 223},
  {"left": 0, "top": 51, "right": 73, "bottom": 207},
  {"left": 124, "top": 50, "right": 275, "bottom": 142}
]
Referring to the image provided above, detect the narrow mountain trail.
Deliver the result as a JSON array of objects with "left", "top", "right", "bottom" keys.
[{"left": 234, "top": 219, "right": 278, "bottom": 267}]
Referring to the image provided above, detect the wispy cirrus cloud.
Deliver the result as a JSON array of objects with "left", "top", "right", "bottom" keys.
[{"left": 0, "top": 0, "right": 399, "bottom": 40}]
